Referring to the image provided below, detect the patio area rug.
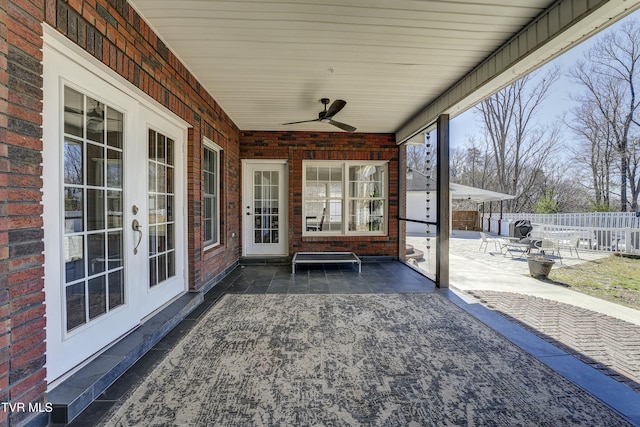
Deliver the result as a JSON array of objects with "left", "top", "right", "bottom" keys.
[{"left": 101, "top": 293, "right": 631, "bottom": 426}]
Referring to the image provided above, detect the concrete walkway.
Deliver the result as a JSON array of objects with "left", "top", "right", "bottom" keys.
[
  {"left": 408, "top": 230, "right": 640, "bottom": 326},
  {"left": 407, "top": 230, "right": 640, "bottom": 393}
]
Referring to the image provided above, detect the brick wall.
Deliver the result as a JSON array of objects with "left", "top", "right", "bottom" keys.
[
  {"left": 240, "top": 131, "right": 401, "bottom": 257},
  {"left": 1, "top": 0, "right": 244, "bottom": 424},
  {"left": 2, "top": 1, "right": 47, "bottom": 426}
]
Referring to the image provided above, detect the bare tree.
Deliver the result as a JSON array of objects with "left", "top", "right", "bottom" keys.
[
  {"left": 569, "top": 19, "right": 640, "bottom": 211},
  {"left": 566, "top": 100, "right": 616, "bottom": 209},
  {"left": 476, "top": 66, "right": 562, "bottom": 212},
  {"left": 629, "top": 134, "right": 640, "bottom": 208},
  {"left": 406, "top": 134, "right": 436, "bottom": 176},
  {"left": 451, "top": 136, "right": 494, "bottom": 189}
]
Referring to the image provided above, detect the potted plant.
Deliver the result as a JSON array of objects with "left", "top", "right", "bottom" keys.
[{"left": 527, "top": 255, "right": 555, "bottom": 279}]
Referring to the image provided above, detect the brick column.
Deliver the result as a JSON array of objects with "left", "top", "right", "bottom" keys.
[{"left": 1, "top": 1, "right": 47, "bottom": 427}]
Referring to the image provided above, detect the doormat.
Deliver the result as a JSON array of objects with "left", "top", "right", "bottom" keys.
[{"left": 101, "top": 293, "right": 631, "bottom": 426}]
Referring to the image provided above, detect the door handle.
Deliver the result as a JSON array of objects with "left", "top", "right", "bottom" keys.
[{"left": 132, "top": 219, "right": 143, "bottom": 255}]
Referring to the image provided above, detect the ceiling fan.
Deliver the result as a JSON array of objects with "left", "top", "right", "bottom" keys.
[{"left": 282, "top": 98, "right": 357, "bottom": 132}]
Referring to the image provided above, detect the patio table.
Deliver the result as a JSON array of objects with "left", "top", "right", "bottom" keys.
[{"left": 501, "top": 242, "right": 531, "bottom": 259}]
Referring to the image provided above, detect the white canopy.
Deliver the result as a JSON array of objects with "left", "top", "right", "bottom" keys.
[{"left": 450, "top": 183, "right": 516, "bottom": 203}]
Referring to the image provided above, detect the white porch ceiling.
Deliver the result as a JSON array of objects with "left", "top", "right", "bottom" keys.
[{"left": 128, "top": 0, "right": 639, "bottom": 141}]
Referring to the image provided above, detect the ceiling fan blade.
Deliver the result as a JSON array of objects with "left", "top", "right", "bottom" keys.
[
  {"left": 325, "top": 99, "right": 346, "bottom": 118},
  {"left": 281, "top": 118, "right": 320, "bottom": 125},
  {"left": 329, "top": 119, "right": 357, "bottom": 133}
]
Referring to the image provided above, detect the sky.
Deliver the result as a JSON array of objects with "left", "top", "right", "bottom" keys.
[{"left": 448, "top": 8, "right": 639, "bottom": 151}]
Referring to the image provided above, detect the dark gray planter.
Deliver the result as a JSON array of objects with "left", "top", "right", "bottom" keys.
[{"left": 527, "top": 256, "right": 555, "bottom": 279}]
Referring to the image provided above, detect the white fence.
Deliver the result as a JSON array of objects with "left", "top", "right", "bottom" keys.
[
  {"left": 481, "top": 212, "right": 640, "bottom": 254},
  {"left": 500, "top": 212, "right": 640, "bottom": 229}
]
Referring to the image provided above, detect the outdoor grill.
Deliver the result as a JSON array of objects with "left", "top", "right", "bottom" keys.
[{"left": 512, "top": 219, "right": 533, "bottom": 240}]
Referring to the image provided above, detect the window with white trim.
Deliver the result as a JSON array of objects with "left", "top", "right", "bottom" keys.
[
  {"left": 303, "top": 161, "right": 388, "bottom": 235},
  {"left": 203, "top": 139, "right": 221, "bottom": 248}
]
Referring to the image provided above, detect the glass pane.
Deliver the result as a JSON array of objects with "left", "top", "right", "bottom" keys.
[
  {"left": 208, "top": 171, "right": 215, "bottom": 196},
  {"left": 167, "top": 251, "right": 175, "bottom": 277},
  {"left": 204, "top": 148, "right": 210, "bottom": 172},
  {"left": 318, "top": 167, "right": 330, "bottom": 181},
  {"left": 87, "top": 233, "right": 105, "bottom": 275},
  {"left": 156, "top": 195, "right": 166, "bottom": 223},
  {"left": 330, "top": 183, "right": 342, "bottom": 198},
  {"left": 66, "top": 283, "right": 86, "bottom": 331},
  {"left": 166, "top": 138, "right": 174, "bottom": 166},
  {"left": 157, "top": 226, "right": 167, "bottom": 253},
  {"left": 108, "top": 270, "right": 124, "bottom": 309},
  {"left": 86, "top": 97, "right": 104, "bottom": 143},
  {"left": 157, "top": 165, "right": 166, "bottom": 193},
  {"left": 204, "top": 218, "right": 212, "bottom": 242},
  {"left": 254, "top": 171, "right": 261, "bottom": 185},
  {"left": 64, "top": 86, "right": 83, "bottom": 137},
  {"left": 86, "top": 143, "right": 104, "bottom": 187},
  {"left": 330, "top": 167, "right": 342, "bottom": 181},
  {"left": 106, "top": 148, "right": 122, "bottom": 188},
  {"left": 167, "top": 224, "right": 174, "bottom": 250},
  {"left": 107, "top": 190, "right": 123, "bottom": 229},
  {"left": 306, "top": 166, "right": 317, "bottom": 181},
  {"left": 64, "top": 139, "right": 83, "bottom": 184},
  {"left": 148, "top": 129, "right": 156, "bottom": 160},
  {"left": 148, "top": 163, "right": 156, "bottom": 193},
  {"left": 106, "top": 107, "right": 123, "bottom": 149},
  {"left": 204, "top": 196, "right": 212, "bottom": 222},
  {"left": 107, "top": 231, "right": 122, "bottom": 269},
  {"left": 166, "top": 195, "right": 174, "bottom": 222},
  {"left": 149, "top": 195, "right": 157, "bottom": 224},
  {"left": 166, "top": 166, "right": 174, "bottom": 194},
  {"left": 211, "top": 209, "right": 217, "bottom": 243},
  {"left": 149, "top": 257, "right": 157, "bottom": 287},
  {"left": 254, "top": 230, "right": 262, "bottom": 244},
  {"left": 329, "top": 200, "right": 342, "bottom": 228},
  {"left": 271, "top": 230, "right": 279, "bottom": 243},
  {"left": 158, "top": 254, "right": 167, "bottom": 283},
  {"left": 349, "top": 166, "right": 359, "bottom": 181},
  {"left": 157, "top": 134, "right": 166, "bottom": 163},
  {"left": 88, "top": 275, "right": 106, "bottom": 320},
  {"left": 64, "top": 188, "right": 83, "bottom": 233},
  {"left": 65, "top": 236, "right": 84, "bottom": 283},
  {"left": 87, "top": 189, "right": 105, "bottom": 230},
  {"left": 306, "top": 183, "right": 322, "bottom": 198},
  {"left": 149, "top": 225, "right": 157, "bottom": 255}
]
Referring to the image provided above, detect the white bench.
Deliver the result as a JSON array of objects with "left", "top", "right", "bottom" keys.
[{"left": 291, "top": 252, "right": 361, "bottom": 274}]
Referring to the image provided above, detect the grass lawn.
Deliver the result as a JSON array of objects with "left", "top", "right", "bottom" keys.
[{"left": 548, "top": 255, "right": 640, "bottom": 311}]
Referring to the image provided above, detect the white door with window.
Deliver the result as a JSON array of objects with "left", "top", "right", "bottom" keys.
[
  {"left": 242, "top": 160, "right": 288, "bottom": 256},
  {"left": 43, "top": 32, "right": 187, "bottom": 382}
]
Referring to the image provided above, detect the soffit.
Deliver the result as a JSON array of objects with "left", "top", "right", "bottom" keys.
[{"left": 127, "top": 0, "right": 629, "bottom": 136}]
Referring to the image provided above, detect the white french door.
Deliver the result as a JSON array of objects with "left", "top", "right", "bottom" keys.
[
  {"left": 43, "top": 31, "right": 187, "bottom": 382},
  {"left": 242, "top": 161, "right": 288, "bottom": 256}
]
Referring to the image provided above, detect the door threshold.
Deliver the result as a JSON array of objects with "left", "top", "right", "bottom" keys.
[{"left": 240, "top": 255, "right": 290, "bottom": 265}]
